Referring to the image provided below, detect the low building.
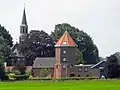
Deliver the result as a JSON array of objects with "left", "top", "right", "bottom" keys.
[
  {"left": 31, "top": 31, "right": 102, "bottom": 78},
  {"left": 91, "top": 60, "right": 106, "bottom": 78},
  {"left": 32, "top": 57, "right": 55, "bottom": 77},
  {"left": 75, "top": 64, "right": 93, "bottom": 77}
]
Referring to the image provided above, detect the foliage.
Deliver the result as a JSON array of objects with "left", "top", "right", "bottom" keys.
[
  {"left": 40, "top": 68, "right": 51, "bottom": 77},
  {"left": 20, "top": 30, "right": 55, "bottom": 65},
  {"left": 51, "top": 23, "right": 99, "bottom": 64},
  {"left": 8, "top": 73, "right": 29, "bottom": 80},
  {"left": 13, "top": 61, "right": 26, "bottom": 75},
  {"left": 75, "top": 48, "right": 85, "bottom": 64},
  {"left": 12, "top": 70, "right": 21, "bottom": 75},
  {"left": 26, "top": 70, "right": 31, "bottom": 76},
  {"left": 8, "top": 73, "right": 16, "bottom": 80},
  {"left": 0, "top": 25, "right": 13, "bottom": 66},
  {"left": 15, "top": 74, "right": 29, "bottom": 80},
  {"left": 0, "top": 24, "right": 13, "bottom": 47},
  {"left": 0, "top": 37, "right": 11, "bottom": 62},
  {"left": 0, "top": 63, "right": 6, "bottom": 81},
  {"left": 105, "top": 52, "right": 120, "bottom": 78}
]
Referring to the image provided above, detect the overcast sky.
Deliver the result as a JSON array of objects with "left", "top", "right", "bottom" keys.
[{"left": 0, "top": 0, "right": 120, "bottom": 57}]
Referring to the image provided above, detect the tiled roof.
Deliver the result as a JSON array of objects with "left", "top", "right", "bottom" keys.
[
  {"left": 33, "top": 57, "right": 55, "bottom": 68},
  {"left": 55, "top": 31, "right": 77, "bottom": 47}
]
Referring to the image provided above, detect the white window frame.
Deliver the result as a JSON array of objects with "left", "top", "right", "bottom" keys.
[
  {"left": 78, "top": 67, "right": 82, "bottom": 72},
  {"left": 63, "top": 57, "right": 67, "bottom": 62},
  {"left": 63, "top": 50, "right": 67, "bottom": 54},
  {"left": 84, "top": 67, "right": 88, "bottom": 72}
]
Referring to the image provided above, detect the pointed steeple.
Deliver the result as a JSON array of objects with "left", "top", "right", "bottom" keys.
[
  {"left": 21, "top": 7, "right": 27, "bottom": 25},
  {"left": 19, "top": 6, "right": 28, "bottom": 43}
]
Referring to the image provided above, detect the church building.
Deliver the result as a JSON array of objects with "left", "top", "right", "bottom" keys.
[{"left": 7, "top": 7, "right": 101, "bottom": 79}]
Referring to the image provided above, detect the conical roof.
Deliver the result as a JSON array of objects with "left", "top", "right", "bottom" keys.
[
  {"left": 21, "top": 8, "right": 27, "bottom": 25},
  {"left": 55, "top": 31, "right": 77, "bottom": 47}
]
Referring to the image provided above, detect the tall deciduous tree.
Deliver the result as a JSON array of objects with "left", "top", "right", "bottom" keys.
[
  {"left": 0, "top": 25, "right": 13, "bottom": 62},
  {"left": 76, "top": 48, "right": 85, "bottom": 64},
  {"left": 51, "top": 23, "right": 99, "bottom": 64},
  {"left": 0, "top": 24, "right": 13, "bottom": 80},
  {"left": 105, "top": 52, "right": 120, "bottom": 78},
  {"left": 20, "top": 30, "right": 55, "bottom": 65},
  {"left": 0, "top": 25, "right": 13, "bottom": 47}
]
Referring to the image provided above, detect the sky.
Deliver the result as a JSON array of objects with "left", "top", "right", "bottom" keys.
[{"left": 0, "top": 0, "right": 120, "bottom": 58}]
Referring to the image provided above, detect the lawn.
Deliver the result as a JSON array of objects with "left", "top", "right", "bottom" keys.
[{"left": 0, "top": 80, "right": 120, "bottom": 90}]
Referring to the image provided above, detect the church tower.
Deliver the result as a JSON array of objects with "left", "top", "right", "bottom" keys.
[
  {"left": 19, "top": 7, "right": 28, "bottom": 44},
  {"left": 54, "top": 31, "right": 77, "bottom": 79}
]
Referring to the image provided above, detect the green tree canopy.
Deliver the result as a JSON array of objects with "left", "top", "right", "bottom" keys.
[
  {"left": 51, "top": 23, "right": 99, "bottom": 64},
  {"left": 0, "top": 25, "right": 13, "bottom": 63},
  {"left": 0, "top": 24, "right": 13, "bottom": 80},
  {"left": 20, "top": 30, "right": 55, "bottom": 65},
  {"left": 105, "top": 52, "right": 120, "bottom": 78},
  {"left": 0, "top": 25, "right": 13, "bottom": 47},
  {"left": 75, "top": 48, "right": 85, "bottom": 64}
]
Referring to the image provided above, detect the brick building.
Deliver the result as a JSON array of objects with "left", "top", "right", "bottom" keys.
[{"left": 8, "top": 7, "right": 102, "bottom": 78}]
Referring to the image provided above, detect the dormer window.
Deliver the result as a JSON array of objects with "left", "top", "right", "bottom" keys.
[{"left": 63, "top": 41, "right": 67, "bottom": 45}]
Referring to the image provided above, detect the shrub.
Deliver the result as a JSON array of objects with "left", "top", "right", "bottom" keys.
[
  {"left": 12, "top": 70, "right": 21, "bottom": 75},
  {"left": 15, "top": 75, "right": 29, "bottom": 80},
  {"left": 8, "top": 73, "right": 29, "bottom": 81},
  {"left": 8, "top": 73, "right": 16, "bottom": 80},
  {"left": 26, "top": 70, "right": 31, "bottom": 76}
]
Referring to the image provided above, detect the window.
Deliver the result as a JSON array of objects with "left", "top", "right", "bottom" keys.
[
  {"left": 63, "top": 65, "right": 66, "bottom": 68},
  {"left": 63, "top": 50, "right": 67, "bottom": 54},
  {"left": 63, "top": 57, "right": 67, "bottom": 62},
  {"left": 84, "top": 67, "right": 88, "bottom": 72},
  {"left": 78, "top": 67, "right": 82, "bottom": 72},
  {"left": 63, "top": 41, "right": 67, "bottom": 45},
  {"left": 70, "top": 64, "right": 73, "bottom": 68},
  {"left": 37, "top": 42, "right": 40, "bottom": 44}
]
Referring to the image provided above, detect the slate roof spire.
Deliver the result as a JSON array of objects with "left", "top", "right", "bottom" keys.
[{"left": 21, "top": 7, "right": 27, "bottom": 25}]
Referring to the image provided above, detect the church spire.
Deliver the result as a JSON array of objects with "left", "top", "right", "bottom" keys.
[
  {"left": 19, "top": 6, "right": 28, "bottom": 43},
  {"left": 21, "top": 7, "right": 27, "bottom": 25}
]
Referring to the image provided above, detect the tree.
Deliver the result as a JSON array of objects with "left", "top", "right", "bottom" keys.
[
  {"left": 20, "top": 30, "right": 55, "bottom": 65},
  {"left": 51, "top": 23, "right": 99, "bottom": 64},
  {"left": 0, "top": 25, "right": 13, "bottom": 80},
  {"left": 13, "top": 60, "right": 26, "bottom": 75},
  {"left": 0, "top": 63, "right": 6, "bottom": 81},
  {"left": 40, "top": 68, "right": 51, "bottom": 77},
  {"left": 105, "top": 53, "right": 120, "bottom": 78},
  {"left": 76, "top": 48, "right": 85, "bottom": 64},
  {"left": 0, "top": 25, "right": 13, "bottom": 62},
  {"left": 0, "top": 24, "right": 13, "bottom": 47}
]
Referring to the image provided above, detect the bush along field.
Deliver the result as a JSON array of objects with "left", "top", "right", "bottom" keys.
[{"left": 0, "top": 80, "right": 120, "bottom": 90}]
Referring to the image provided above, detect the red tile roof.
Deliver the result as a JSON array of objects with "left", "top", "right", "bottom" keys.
[{"left": 55, "top": 31, "right": 77, "bottom": 47}]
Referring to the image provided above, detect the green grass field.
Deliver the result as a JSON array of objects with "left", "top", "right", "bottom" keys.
[{"left": 0, "top": 80, "right": 120, "bottom": 90}]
